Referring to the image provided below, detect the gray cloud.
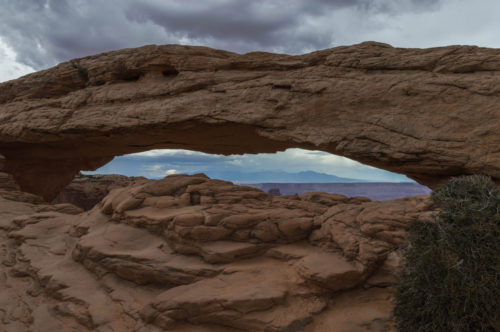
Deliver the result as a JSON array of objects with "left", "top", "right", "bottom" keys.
[
  {"left": 0, "top": 0, "right": 169, "bottom": 69},
  {"left": 123, "top": 0, "right": 360, "bottom": 50},
  {"left": 0, "top": 0, "right": 443, "bottom": 71}
]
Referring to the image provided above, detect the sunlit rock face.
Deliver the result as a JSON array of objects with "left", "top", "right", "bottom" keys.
[
  {"left": 2, "top": 42, "right": 500, "bottom": 201},
  {"left": 0, "top": 171, "right": 437, "bottom": 331}
]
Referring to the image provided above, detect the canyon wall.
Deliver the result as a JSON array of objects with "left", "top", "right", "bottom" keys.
[{"left": 2, "top": 42, "right": 500, "bottom": 201}]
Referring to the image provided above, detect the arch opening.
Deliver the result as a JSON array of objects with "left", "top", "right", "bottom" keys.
[
  {"left": 0, "top": 120, "right": 454, "bottom": 204},
  {"left": 51, "top": 148, "right": 431, "bottom": 211}
]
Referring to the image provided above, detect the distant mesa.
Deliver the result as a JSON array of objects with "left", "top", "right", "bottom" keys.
[
  {"left": 53, "top": 173, "right": 430, "bottom": 211},
  {"left": 247, "top": 182, "right": 431, "bottom": 202},
  {"left": 267, "top": 188, "right": 282, "bottom": 196},
  {"left": 186, "top": 170, "right": 374, "bottom": 183}
]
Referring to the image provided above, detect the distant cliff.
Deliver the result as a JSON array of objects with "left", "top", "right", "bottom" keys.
[
  {"left": 188, "top": 170, "right": 370, "bottom": 183},
  {"left": 243, "top": 182, "right": 431, "bottom": 201},
  {"left": 54, "top": 174, "right": 430, "bottom": 211},
  {"left": 267, "top": 188, "right": 282, "bottom": 196}
]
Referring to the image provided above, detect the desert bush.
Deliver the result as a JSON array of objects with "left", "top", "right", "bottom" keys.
[
  {"left": 75, "top": 174, "right": 103, "bottom": 180},
  {"left": 70, "top": 59, "right": 89, "bottom": 81},
  {"left": 393, "top": 174, "right": 500, "bottom": 332}
]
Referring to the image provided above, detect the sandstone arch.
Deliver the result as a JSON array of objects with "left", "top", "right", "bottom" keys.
[{"left": 2, "top": 41, "right": 500, "bottom": 202}]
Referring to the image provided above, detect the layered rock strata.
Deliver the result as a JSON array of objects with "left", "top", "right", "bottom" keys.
[
  {"left": 2, "top": 42, "right": 500, "bottom": 201},
  {"left": 0, "top": 170, "right": 437, "bottom": 331},
  {"left": 52, "top": 174, "right": 147, "bottom": 211}
]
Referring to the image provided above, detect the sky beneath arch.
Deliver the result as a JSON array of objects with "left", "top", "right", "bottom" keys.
[{"left": 1, "top": 0, "right": 498, "bottom": 181}]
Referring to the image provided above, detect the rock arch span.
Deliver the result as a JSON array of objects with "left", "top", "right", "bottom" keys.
[{"left": 1, "top": 41, "right": 500, "bottom": 202}]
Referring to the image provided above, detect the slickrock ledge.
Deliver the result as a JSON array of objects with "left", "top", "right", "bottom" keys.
[
  {"left": 0, "top": 170, "right": 437, "bottom": 331},
  {"left": 2, "top": 42, "right": 500, "bottom": 201}
]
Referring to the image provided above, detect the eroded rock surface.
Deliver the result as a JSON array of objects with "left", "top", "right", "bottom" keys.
[
  {"left": 52, "top": 174, "right": 147, "bottom": 211},
  {"left": 2, "top": 42, "right": 500, "bottom": 201},
  {"left": 0, "top": 171, "right": 437, "bottom": 331}
]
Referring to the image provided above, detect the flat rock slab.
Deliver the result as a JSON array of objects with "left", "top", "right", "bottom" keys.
[
  {"left": 264, "top": 242, "right": 319, "bottom": 261},
  {"left": 145, "top": 268, "right": 326, "bottom": 332},
  {"left": 304, "top": 287, "right": 395, "bottom": 332},
  {"left": 180, "top": 241, "right": 275, "bottom": 264},
  {"left": 76, "top": 220, "right": 224, "bottom": 285},
  {"left": 296, "top": 252, "right": 364, "bottom": 291}
]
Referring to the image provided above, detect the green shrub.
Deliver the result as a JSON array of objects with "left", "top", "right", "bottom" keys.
[
  {"left": 393, "top": 174, "right": 500, "bottom": 332},
  {"left": 70, "top": 59, "right": 89, "bottom": 81},
  {"left": 75, "top": 174, "right": 103, "bottom": 180}
]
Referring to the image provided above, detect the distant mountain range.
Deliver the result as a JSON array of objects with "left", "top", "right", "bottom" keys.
[{"left": 184, "top": 170, "right": 373, "bottom": 183}]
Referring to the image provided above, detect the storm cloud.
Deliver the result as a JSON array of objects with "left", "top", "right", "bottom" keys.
[{"left": 0, "top": 0, "right": 444, "bottom": 71}]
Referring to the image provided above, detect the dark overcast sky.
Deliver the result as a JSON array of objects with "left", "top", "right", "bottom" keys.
[
  {"left": 0, "top": 0, "right": 497, "bottom": 181},
  {"left": 1, "top": 0, "right": 488, "bottom": 77}
]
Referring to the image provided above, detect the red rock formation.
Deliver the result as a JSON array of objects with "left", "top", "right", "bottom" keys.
[
  {"left": 0, "top": 171, "right": 437, "bottom": 331},
  {"left": 52, "top": 174, "right": 147, "bottom": 211},
  {"left": 2, "top": 42, "right": 500, "bottom": 201}
]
